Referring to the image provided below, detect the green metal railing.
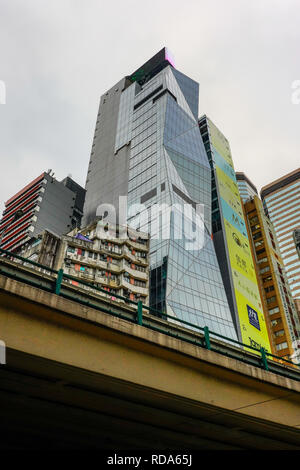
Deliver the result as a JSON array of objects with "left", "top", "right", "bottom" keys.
[{"left": 0, "top": 247, "right": 299, "bottom": 378}]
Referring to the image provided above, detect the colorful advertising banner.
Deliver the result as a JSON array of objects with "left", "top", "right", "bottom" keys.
[{"left": 208, "top": 119, "right": 271, "bottom": 353}]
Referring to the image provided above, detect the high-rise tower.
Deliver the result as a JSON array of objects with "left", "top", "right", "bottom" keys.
[
  {"left": 236, "top": 172, "right": 258, "bottom": 203},
  {"left": 243, "top": 195, "right": 300, "bottom": 363},
  {"left": 0, "top": 171, "right": 85, "bottom": 253},
  {"left": 199, "top": 115, "right": 271, "bottom": 352},
  {"left": 261, "top": 169, "right": 300, "bottom": 321},
  {"left": 83, "top": 48, "right": 238, "bottom": 340}
]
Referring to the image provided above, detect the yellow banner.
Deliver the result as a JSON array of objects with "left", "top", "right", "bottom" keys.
[
  {"left": 207, "top": 117, "right": 271, "bottom": 353},
  {"left": 209, "top": 121, "right": 234, "bottom": 169}
]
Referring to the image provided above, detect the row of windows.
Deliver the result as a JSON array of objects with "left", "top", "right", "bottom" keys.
[
  {"left": 264, "top": 285, "right": 275, "bottom": 293},
  {"left": 271, "top": 318, "right": 282, "bottom": 327},
  {"left": 264, "top": 182, "right": 300, "bottom": 206},
  {"left": 278, "top": 239, "right": 295, "bottom": 249},
  {"left": 66, "top": 262, "right": 147, "bottom": 288},
  {"left": 266, "top": 295, "right": 276, "bottom": 304},
  {"left": 276, "top": 342, "right": 288, "bottom": 351},
  {"left": 271, "top": 205, "right": 300, "bottom": 223},
  {"left": 257, "top": 256, "right": 268, "bottom": 264},
  {"left": 132, "top": 112, "right": 156, "bottom": 135},
  {"left": 253, "top": 231, "right": 262, "bottom": 241},
  {"left": 276, "top": 220, "right": 300, "bottom": 237},
  {"left": 269, "top": 306, "right": 280, "bottom": 315},
  {"left": 277, "top": 232, "right": 293, "bottom": 242},
  {"left": 281, "top": 246, "right": 297, "bottom": 258},
  {"left": 283, "top": 253, "right": 299, "bottom": 263},
  {"left": 260, "top": 265, "right": 270, "bottom": 274},
  {"left": 268, "top": 195, "right": 299, "bottom": 217},
  {"left": 284, "top": 260, "right": 300, "bottom": 270},
  {"left": 286, "top": 263, "right": 300, "bottom": 275},
  {"left": 67, "top": 245, "right": 147, "bottom": 260},
  {"left": 273, "top": 213, "right": 300, "bottom": 232}
]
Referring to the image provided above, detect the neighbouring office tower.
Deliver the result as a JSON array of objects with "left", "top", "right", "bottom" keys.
[
  {"left": 21, "top": 223, "right": 150, "bottom": 305},
  {"left": 261, "top": 169, "right": 300, "bottom": 321},
  {"left": 83, "top": 48, "right": 238, "bottom": 340},
  {"left": 236, "top": 172, "right": 258, "bottom": 203},
  {"left": 0, "top": 171, "right": 86, "bottom": 253},
  {"left": 243, "top": 195, "right": 300, "bottom": 363},
  {"left": 199, "top": 116, "right": 271, "bottom": 352}
]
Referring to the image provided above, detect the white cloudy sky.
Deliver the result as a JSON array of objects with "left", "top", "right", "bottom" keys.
[{"left": 0, "top": 0, "right": 299, "bottom": 213}]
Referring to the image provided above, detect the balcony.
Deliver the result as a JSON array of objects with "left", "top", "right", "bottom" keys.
[
  {"left": 123, "top": 263, "right": 148, "bottom": 280},
  {"left": 121, "top": 277, "right": 148, "bottom": 295}
]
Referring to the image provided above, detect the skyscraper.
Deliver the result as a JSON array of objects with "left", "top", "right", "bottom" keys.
[
  {"left": 261, "top": 169, "right": 300, "bottom": 319},
  {"left": 236, "top": 172, "right": 258, "bottom": 203},
  {"left": 0, "top": 171, "right": 86, "bottom": 253},
  {"left": 83, "top": 48, "right": 238, "bottom": 340},
  {"left": 199, "top": 116, "right": 271, "bottom": 352},
  {"left": 243, "top": 195, "right": 300, "bottom": 363}
]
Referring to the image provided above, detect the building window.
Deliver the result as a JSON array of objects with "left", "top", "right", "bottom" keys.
[
  {"left": 268, "top": 306, "right": 280, "bottom": 315},
  {"left": 271, "top": 318, "right": 282, "bottom": 327},
  {"left": 274, "top": 330, "right": 285, "bottom": 337},
  {"left": 260, "top": 266, "right": 270, "bottom": 274},
  {"left": 249, "top": 216, "right": 259, "bottom": 225},
  {"left": 264, "top": 285, "right": 275, "bottom": 293},
  {"left": 253, "top": 231, "right": 262, "bottom": 240},
  {"left": 251, "top": 223, "right": 261, "bottom": 232},
  {"left": 276, "top": 342, "right": 288, "bottom": 351},
  {"left": 257, "top": 257, "right": 268, "bottom": 264}
]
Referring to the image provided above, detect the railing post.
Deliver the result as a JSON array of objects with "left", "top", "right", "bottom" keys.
[
  {"left": 137, "top": 300, "right": 143, "bottom": 326},
  {"left": 204, "top": 326, "right": 211, "bottom": 350},
  {"left": 55, "top": 269, "right": 64, "bottom": 295},
  {"left": 260, "top": 347, "right": 269, "bottom": 371}
]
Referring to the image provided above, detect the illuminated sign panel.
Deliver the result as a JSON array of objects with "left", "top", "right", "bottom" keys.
[{"left": 208, "top": 118, "right": 271, "bottom": 353}]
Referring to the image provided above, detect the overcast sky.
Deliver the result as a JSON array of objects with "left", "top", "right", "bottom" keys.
[{"left": 0, "top": 0, "right": 299, "bottom": 214}]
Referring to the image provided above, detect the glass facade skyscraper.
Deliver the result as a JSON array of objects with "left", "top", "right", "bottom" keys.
[{"left": 82, "top": 48, "right": 238, "bottom": 340}]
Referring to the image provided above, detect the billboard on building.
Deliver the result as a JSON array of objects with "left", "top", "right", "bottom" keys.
[{"left": 208, "top": 119, "right": 271, "bottom": 353}]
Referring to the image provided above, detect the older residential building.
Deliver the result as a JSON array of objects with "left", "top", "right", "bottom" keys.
[{"left": 22, "top": 221, "right": 150, "bottom": 305}]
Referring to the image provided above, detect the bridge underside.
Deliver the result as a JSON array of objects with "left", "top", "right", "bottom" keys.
[
  {"left": 1, "top": 348, "right": 300, "bottom": 450},
  {"left": 1, "top": 273, "right": 300, "bottom": 450}
]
